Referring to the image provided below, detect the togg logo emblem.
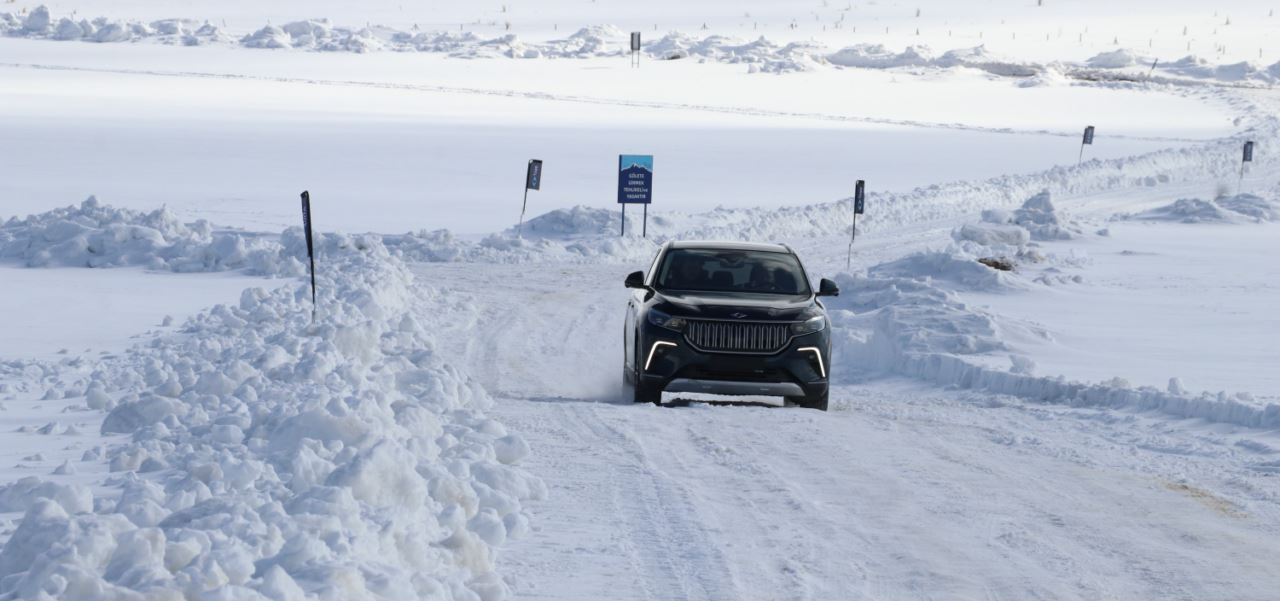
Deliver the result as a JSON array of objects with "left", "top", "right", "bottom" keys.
[{"left": 730, "top": 312, "right": 748, "bottom": 319}]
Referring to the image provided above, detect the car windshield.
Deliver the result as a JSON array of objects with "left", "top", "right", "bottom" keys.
[{"left": 656, "top": 248, "right": 810, "bottom": 295}]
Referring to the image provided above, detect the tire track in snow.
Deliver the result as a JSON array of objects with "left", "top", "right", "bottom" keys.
[
  {"left": 417, "top": 262, "right": 740, "bottom": 598},
  {"left": 489, "top": 398, "right": 744, "bottom": 600},
  {"left": 574, "top": 404, "right": 743, "bottom": 600}
]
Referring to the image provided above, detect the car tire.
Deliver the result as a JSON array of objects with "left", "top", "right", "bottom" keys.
[
  {"left": 633, "top": 379, "right": 661, "bottom": 405},
  {"left": 789, "top": 390, "right": 829, "bottom": 411},
  {"left": 628, "top": 336, "right": 661, "bottom": 405}
]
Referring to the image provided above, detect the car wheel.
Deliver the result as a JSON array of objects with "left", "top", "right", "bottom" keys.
[
  {"left": 633, "top": 379, "right": 661, "bottom": 405},
  {"left": 631, "top": 335, "right": 661, "bottom": 405},
  {"left": 788, "top": 390, "right": 828, "bottom": 412}
]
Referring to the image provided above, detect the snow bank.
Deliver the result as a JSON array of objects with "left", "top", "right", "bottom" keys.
[
  {"left": 934, "top": 45, "right": 1042, "bottom": 77},
  {"left": 868, "top": 250, "right": 1020, "bottom": 293},
  {"left": 827, "top": 44, "right": 1041, "bottom": 77},
  {"left": 1087, "top": 49, "right": 1148, "bottom": 69},
  {"left": 825, "top": 273, "right": 1009, "bottom": 376},
  {"left": 6, "top": 7, "right": 1275, "bottom": 83},
  {"left": 1075, "top": 49, "right": 1280, "bottom": 85},
  {"left": 0, "top": 234, "right": 544, "bottom": 599},
  {"left": 389, "top": 206, "right": 662, "bottom": 265},
  {"left": 1117, "top": 194, "right": 1279, "bottom": 223},
  {"left": 826, "top": 267, "right": 1280, "bottom": 429},
  {"left": 0, "top": 197, "right": 303, "bottom": 275},
  {"left": 0, "top": 8, "right": 227, "bottom": 46},
  {"left": 827, "top": 43, "right": 933, "bottom": 69},
  {"left": 386, "top": 115, "right": 1273, "bottom": 264},
  {"left": 583, "top": 118, "right": 1277, "bottom": 255}
]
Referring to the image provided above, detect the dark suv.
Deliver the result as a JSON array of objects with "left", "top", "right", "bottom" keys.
[{"left": 623, "top": 241, "right": 838, "bottom": 410}]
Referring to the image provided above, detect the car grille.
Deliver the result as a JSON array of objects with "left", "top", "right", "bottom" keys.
[{"left": 684, "top": 319, "right": 791, "bottom": 354}]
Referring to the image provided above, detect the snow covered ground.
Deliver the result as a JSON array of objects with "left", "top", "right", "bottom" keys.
[
  {"left": 0, "top": 266, "right": 269, "bottom": 360},
  {"left": 966, "top": 220, "right": 1280, "bottom": 395},
  {"left": 2, "top": 1, "right": 1279, "bottom": 599}
]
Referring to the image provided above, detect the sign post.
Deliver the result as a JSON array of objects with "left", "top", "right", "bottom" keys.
[
  {"left": 518, "top": 159, "right": 543, "bottom": 237},
  {"left": 630, "top": 32, "right": 641, "bottom": 67},
  {"left": 300, "top": 191, "right": 317, "bottom": 322},
  {"left": 846, "top": 180, "right": 865, "bottom": 270},
  {"left": 1078, "top": 125, "right": 1095, "bottom": 165},
  {"left": 1240, "top": 140, "right": 1254, "bottom": 194},
  {"left": 617, "top": 154, "right": 654, "bottom": 237}
]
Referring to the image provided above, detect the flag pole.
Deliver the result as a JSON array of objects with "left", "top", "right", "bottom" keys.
[{"left": 518, "top": 186, "right": 529, "bottom": 238}]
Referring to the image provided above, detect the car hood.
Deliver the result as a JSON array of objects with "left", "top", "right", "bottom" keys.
[{"left": 657, "top": 291, "right": 816, "bottom": 321}]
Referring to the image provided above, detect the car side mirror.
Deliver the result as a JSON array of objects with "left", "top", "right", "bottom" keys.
[
  {"left": 817, "top": 278, "right": 839, "bottom": 297},
  {"left": 624, "top": 271, "right": 647, "bottom": 289}
]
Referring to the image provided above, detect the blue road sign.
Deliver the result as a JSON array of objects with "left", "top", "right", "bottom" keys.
[{"left": 618, "top": 155, "right": 654, "bottom": 204}]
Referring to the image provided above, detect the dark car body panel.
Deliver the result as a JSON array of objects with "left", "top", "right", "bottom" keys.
[{"left": 624, "top": 242, "right": 833, "bottom": 402}]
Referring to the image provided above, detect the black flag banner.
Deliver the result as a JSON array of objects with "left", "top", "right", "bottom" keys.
[
  {"left": 847, "top": 179, "right": 866, "bottom": 269},
  {"left": 518, "top": 159, "right": 543, "bottom": 237}
]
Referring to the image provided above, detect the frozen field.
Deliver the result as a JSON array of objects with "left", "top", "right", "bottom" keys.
[
  {"left": 1, "top": 40, "right": 1235, "bottom": 234},
  {"left": 2, "top": 1, "right": 1279, "bottom": 599},
  {"left": 966, "top": 221, "right": 1280, "bottom": 395}
]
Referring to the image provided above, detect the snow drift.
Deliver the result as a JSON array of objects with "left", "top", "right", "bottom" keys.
[
  {"left": 0, "top": 197, "right": 303, "bottom": 275},
  {"left": 0, "top": 234, "right": 543, "bottom": 599},
  {"left": 1116, "top": 194, "right": 1279, "bottom": 223},
  {"left": 6, "top": 6, "right": 1279, "bottom": 83},
  {"left": 826, "top": 259, "right": 1280, "bottom": 429},
  {"left": 979, "top": 190, "right": 1084, "bottom": 241}
]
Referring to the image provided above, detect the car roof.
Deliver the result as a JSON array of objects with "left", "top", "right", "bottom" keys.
[{"left": 667, "top": 240, "right": 791, "bottom": 254}]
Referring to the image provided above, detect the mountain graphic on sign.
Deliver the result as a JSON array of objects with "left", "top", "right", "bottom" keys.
[{"left": 619, "top": 154, "right": 653, "bottom": 173}]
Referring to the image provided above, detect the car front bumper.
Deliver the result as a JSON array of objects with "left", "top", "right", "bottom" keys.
[{"left": 638, "top": 328, "right": 829, "bottom": 398}]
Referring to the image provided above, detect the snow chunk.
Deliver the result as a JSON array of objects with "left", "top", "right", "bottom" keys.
[
  {"left": 828, "top": 43, "right": 933, "bottom": 69},
  {"left": 0, "top": 477, "right": 92, "bottom": 514},
  {"left": 952, "top": 222, "right": 1030, "bottom": 247},
  {"left": 869, "top": 250, "right": 1019, "bottom": 293},
  {"left": 1087, "top": 49, "right": 1146, "bottom": 69},
  {"left": 1119, "top": 194, "right": 1279, "bottom": 224},
  {"left": 21, "top": 5, "right": 51, "bottom": 33},
  {"left": 493, "top": 435, "right": 531, "bottom": 465},
  {"left": 240, "top": 25, "right": 291, "bottom": 49},
  {"left": 984, "top": 190, "right": 1082, "bottom": 241}
]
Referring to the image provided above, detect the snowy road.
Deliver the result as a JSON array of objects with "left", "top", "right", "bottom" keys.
[
  {"left": 417, "top": 262, "right": 1280, "bottom": 601},
  {"left": 3, "top": 3, "right": 1279, "bottom": 596}
]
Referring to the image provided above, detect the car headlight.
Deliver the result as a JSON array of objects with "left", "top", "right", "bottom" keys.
[
  {"left": 790, "top": 315, "right": 825, "bottom": 336},
  {"left": 647, "top": 308, "right": 687, "bottom": 331}
]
